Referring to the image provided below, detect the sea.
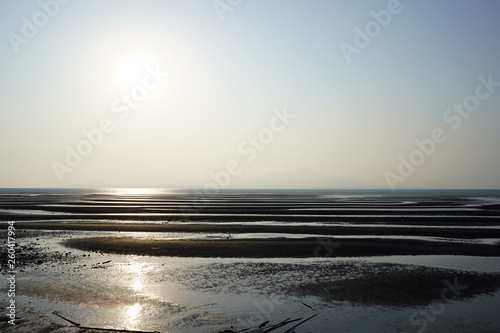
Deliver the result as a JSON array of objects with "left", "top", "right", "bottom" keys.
[{"left": 1, "top": 188, "right": 500, "bottom": 227}]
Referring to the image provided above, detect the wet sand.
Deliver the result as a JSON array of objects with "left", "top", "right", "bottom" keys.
[
  {"left": 170, "top": 261, "right": 500, "bottom": 307},
  {"left": 16, "top": 222, "right": 500, "bottom": 238},
  {"left": 63, "top": 236, "right": 500, "bottom": 258},
  {"left": 15, "top": 220, "right": 500, "bottom": 258},
  {"left": 3, "top": 189, "right": 500, "bottom": 332},
  {"left": 3, "top": 189, "right": 500, "bottom": 227},
  {"left": 2, "top": 228, "right": 500, "bottom": 333}
]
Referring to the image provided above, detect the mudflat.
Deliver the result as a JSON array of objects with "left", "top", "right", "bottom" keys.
[{"left": 63, "top": 235, "right": 500, "bottom": 258}]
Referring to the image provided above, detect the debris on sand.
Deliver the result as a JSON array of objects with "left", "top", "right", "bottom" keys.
[{"left": 212, "top": 314, "right": 317, "bottom": 333}]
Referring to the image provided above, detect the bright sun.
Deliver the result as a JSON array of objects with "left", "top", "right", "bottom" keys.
[{"left": 117, "top": 56, "right": 151, "bottom": 89}]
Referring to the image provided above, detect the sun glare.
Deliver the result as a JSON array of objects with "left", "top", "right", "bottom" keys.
[
  {"left": 117, "top": 56, "right": 152, "bottom": 89},
  {"left": 112, "top": 188, "right": 164, "bottom": 196}
]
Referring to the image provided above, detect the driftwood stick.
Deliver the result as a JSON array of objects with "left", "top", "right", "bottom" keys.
[
  {"left": 238, "top": 317, "right": 301, "bottom": 333},
  {"left": 282, "top": 313, "right": 317, "bottom": 333},
  {"left": 261, "top": 318, "right": 301, "bottom": 333},
  {"left": 52, "top": 311, "right": 80, "bottom": 327}
]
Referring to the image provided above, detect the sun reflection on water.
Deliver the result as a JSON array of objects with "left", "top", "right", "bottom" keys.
[
  {"left": 110, "top": 188, "right": 174, "bottom": 197},
  {"left": 124, "top": 303, "right": 142, "bottom": 330},
  {"left": 132, "top": 276, "right": 143, "bottom": 292},
  {"left": 122, "top": 260, "right": 153, "bottom": 295},
  {"left": 118, "top": 261, "right": 154, "bottom": 330}
]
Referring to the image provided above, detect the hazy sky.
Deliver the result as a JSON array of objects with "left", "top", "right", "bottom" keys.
[{"left": 1, "top": 0, "right": 499, "bottom": 189}]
